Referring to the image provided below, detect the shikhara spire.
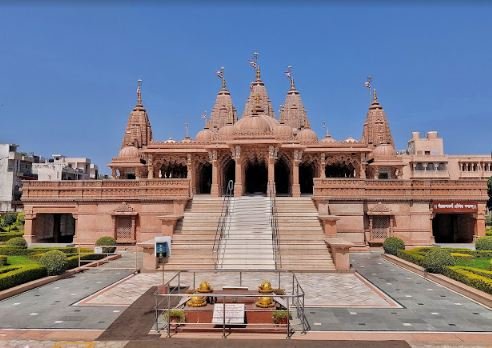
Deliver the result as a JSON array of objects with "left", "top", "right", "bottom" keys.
[
  {"left": 121, "top": 79, "right": 152, "bottom": 149},
  {"left": 279, "top": 66, "right": 311, "bottom": 130},
  {"left": 207, "top": 67, "right": 237, "bottom": 129},
  {"left": 243, "top": 52, "right": 275, "bottom": 118},
  {"left": 361, "top": 88, "right": 394, "bottom": 148}
]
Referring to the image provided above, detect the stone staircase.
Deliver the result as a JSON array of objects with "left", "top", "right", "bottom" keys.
[
  {"left": 165, "top": 195, "right": 223, "bottom": 270},
  {"left": 276, "top": 197, "right": 335, "bottom": 271},
  {"left": 217, "top": 196, "right": 276, "bottom": 270}
]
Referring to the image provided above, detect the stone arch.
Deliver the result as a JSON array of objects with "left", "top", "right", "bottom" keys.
[
  {"left": 325, "top": 155, "right": 359, "bottom": 178},
  {"left": 275, "top": 153, "right": 291, "bottom": 196},
  {"left": 220, "top": 155, "right": 235, "bottom": 196}
]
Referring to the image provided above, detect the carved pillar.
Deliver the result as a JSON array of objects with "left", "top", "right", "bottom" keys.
[
  {"left": 147, "top": 156, "right": 154, "bottom": 179},
  {"left": 320, "top": 153, "right": 326, "bottom": 179},
  {"left": 292, "top": 150, "right": 302, "bottom": 197},
  {"left": 233, "top": 145, "right": 242, "bottom": 197},
  {"left": 111, "top": 168, "right": 117, "bottom": 179},
  {"left": 359, "top": 154, "right": 366, "bottom": 179},
  {"left": 23, "top": 213, "right": 35, "bottom": 243},
  {"left": 186, "top": 154, "right": 194, "bottom": 194},
  {"left": 268, "top": 146, "right": 277, "bottom": 196},
  {"left": 209, "top": 150, "right": 219, "bottom": 197}
]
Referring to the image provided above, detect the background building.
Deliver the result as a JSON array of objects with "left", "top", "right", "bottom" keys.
[
  {"left": 32, "top": 155, "right": 98, "bottom": 181},
  {"left": 0, "top": 144, "right": 40, "bottom": 212}
]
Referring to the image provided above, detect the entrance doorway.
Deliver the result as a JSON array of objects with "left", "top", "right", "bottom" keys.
[
  {"left": 222, "top": 159, "right": 235, "bottom": 195},
  {"left": 432, "top": 214, "right": 475, "bottom": 243},
  {"left": 299, "top": 162, "right": 315, "bottom": 195},
  {"left": 197, "top": 163, "right": 212, "bottom": 194},
  {"left": 275, "top": 157, "right": 290, "bottom": 196},
  {"left": 33, "top": 214, "right": 75, "bottom": 243},
  {"left": 245, "top": 160, "right": 267, "bottom": 194}
]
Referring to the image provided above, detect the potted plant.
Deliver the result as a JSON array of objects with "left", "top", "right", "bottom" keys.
[
  {"left": 95, "top": 236, "right": 117, "bottom": 254},
  {"left": 272, "top": 310, "right": 291, "bottom": 325},
  {"left": 162, "top": 308, "right": 185, "bottom": 324}
]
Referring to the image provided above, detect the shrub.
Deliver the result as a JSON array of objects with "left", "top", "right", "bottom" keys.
[
  {"left": 65, "top": 253, "right": 106, "bottom": 269},
  {"left": 5, "top": 237, "right": 27, "bottom": 249},
  {"left": 95, "top": 236, "right": 116, "bottom": 254},
  {"left": 162, "top": 309, "right": 185, "bottom": 323},
  {"left": 272, "top": 310, "right": 292, "bottom": 324},
  {"left": 39, "top": 250, "right": 67, "bottom": 275},
  {"left": 422, "top": 248, "right": 455, "bottom": 273},
  {"left": 0, "top": 255, "right": 7, "bottom": 266},
  {"left": 450, "top": 252, "right": 474, "bottom": 259},
  {"left": 0, "top": 231, "right": 24, "bottom": 243},
  {"left": 476, "top": 236, "right": 492, "bottom": 251},
  {"left": 96, "top": 236, "right": 116, "bottom": 246},
  {"left": 0, "top": 265, "right": 47, "bottom": 291},
  {"left": 383, "top": 237, "right": 405, "bottom": 256},
  {"left": 0, "top": 213, "right": 17, "bottom": 230},
  {"left": 444, "top": 266, "right": 492, "bottom": 294},
  {"left": 0, "top": 246, "right": 30, "bottom": 256}
]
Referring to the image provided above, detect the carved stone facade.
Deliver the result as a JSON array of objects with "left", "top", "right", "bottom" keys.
[{"left": 21, "top": 62, "right": 489, "bottom": 246}]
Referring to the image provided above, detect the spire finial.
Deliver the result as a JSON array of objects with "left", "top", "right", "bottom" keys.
[
  {"left": 322, "top": 121, "right": 329, "bottom": 137},
  {"left": 372, "top": 88, "right": 378, "bottom": 102},
  {"left": 249, "top": 51, "right": 261, "bottom": 81},
  {"left": 216, "top": 66, "right": 227, "bottom": 90},
  {"left": 201, "top": 110, "right": 208, "bottom": 128},
  {"left": 285, "top": 65, "right": 295, "bottom": 89},
  {"left": 136, "top": 79, "right": 143, "bottom": 106},
  {"left": 184, "top": 122, "right": 190, "bottom": 139}
]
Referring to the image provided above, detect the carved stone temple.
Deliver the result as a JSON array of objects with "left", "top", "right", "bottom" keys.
[{"left": 21, "top": 59, "right": 490, "bottom": 268}]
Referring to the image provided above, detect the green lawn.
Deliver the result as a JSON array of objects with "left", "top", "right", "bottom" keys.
[
  {"left": 455, "top": 257, "right": 492, "bottom": 270},
  {"left": 5, "top": 255, "right": 39, "bottom": 267}
]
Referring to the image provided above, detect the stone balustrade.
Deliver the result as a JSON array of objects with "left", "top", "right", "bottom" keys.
[
  {"left": 313, "top": 178, "right": 488, "bottom": 201},
  {"left": 21, "top": 179, "right": 192, "bottom": 202}
]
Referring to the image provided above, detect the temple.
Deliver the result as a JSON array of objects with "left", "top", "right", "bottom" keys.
[{"left": 21, "top": 57, "right": 490, "bottom": 270}]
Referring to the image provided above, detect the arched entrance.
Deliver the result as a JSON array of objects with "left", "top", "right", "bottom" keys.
[
  {"left": 275, "top": 157, "right": 290, "bottom": 196},
  {"left": 325, "top": 162, "right": 355, "bottom": 178},
  {"left": 299, "top": 162, "right": 315, "bottom": 195},
  {"left": 160, "top": 163, "right": 187, "bottom": 178},
  {"left": 197, "top": 162, "right": 212, "bottom": 194},
  {"left": 222, "top": 159, "right": 235, "bottom": 195},
  {"left": 245, "top": 159, "right": 267, "bottom": 194}
]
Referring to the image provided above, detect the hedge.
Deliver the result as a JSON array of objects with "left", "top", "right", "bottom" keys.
[
  {"left": 443, "top": 266, "right": 492, "bottom": 294},
  {"left": 0, "top": 246, "right": 80, "bottom": 256},
  {"left": 0, "top": 232, "right": 24, "bottom": 243},
  {"left": 0, "top": 255, "right": 7, "bottom": 266},
  {"left": 0, "top": 265, "right": 47, "bottom": 291},
  {"left": 396, "top": 249, "right": 425, "bottom": 267}
]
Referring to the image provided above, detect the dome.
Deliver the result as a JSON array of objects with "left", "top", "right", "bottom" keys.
[
  {"left": 118, "top": 145, "right": 139, "bottom": 159},
  {"left": 320, "top": 134, "right": 336, "bottom": 144},
  {"left": 373, "top": 143, "right": 396, "bottom": 158},
  {"left": 218, "top": 124, "right": 235, "bottom": 140},
  {"left": 344, "top": 137, "right": 358, "bottom": 144},
  {"left": 195, "top": 128, "right": 213, "bottom": 142},
  {"left": 296, "top": 128, "right": 318, "bottom": 143},
  {"left": 164, "top": 137, "right": 176, "bottom": 144},
  {"left": 273, "top": 123, "right": 294, "bottom": 140},
  {"left": 233, "top": 115, "right": 273, "bottom": 135}
]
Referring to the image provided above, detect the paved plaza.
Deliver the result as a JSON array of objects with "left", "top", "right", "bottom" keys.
[{"left": 0, "top": 252, "right": 491, "bottom": 346}]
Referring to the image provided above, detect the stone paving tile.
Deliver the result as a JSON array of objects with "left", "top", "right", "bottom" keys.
[
  {"left": 305, "top": 252, "right": 492, "bottom": 332},
  {"left": 81, "top": 270, "right": 394, "bottom": 308}
]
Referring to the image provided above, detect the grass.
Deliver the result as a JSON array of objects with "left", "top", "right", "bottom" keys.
[
  {"left": 455, "top": 257, "right": 492, "bottom": 270},
  {"left": 5, "top": 256, "right": 39, "bottom": 266}
]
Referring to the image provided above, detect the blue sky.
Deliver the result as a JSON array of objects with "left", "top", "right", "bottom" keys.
[{"left": 0, "top": 2, "right": 491, "bottom": 173}]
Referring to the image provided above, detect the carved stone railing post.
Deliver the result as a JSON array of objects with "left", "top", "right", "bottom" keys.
[
  {"left": 147, "top": 156, "right": 154, "bottom": 179},
  {"left": 267, "top": 146, "right": 278, "bottom": 195},
  {"left": 320, "top": 153, "right": 326, "bottom": 179}
]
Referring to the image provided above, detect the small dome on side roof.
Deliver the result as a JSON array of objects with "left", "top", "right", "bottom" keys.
[
  {"left": 373, "top": 143, "right": 396, "bottom": 158},
  {"left": 195, "top": 129, "right": 213, "bottom": 142},
  {"left": 296, "top": 128, "right": 318, "bottom": 143},
  {"left": 118, "top": 145, "right": 139, "bottom": 159},
  {"left": 274, "top": 123, "right": 294, "bottom": 140},
  {"left": 344, "top": 137, "right": 358, "bottom": 144},
  {"left": 218, "top": 123, "right": 235, "bottom": 140},
  {"left": 233, "top": 114, "right": 273, "bottom": 135},
  {"left": 320, "top": 134, "right": 336, "bottom": 144}
]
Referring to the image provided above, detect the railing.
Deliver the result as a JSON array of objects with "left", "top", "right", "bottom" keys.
[
  {"left": 212, "top": 180, "right": 234, "bottom": 267},
  {"left": 269, "top": 181, "right": 281, "bottom": 269},
  {"left": 153, "top": 269, "right": 309, "bottom": 338}
]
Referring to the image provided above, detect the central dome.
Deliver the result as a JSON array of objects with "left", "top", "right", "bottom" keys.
[{"left": 233, "top": 115, "right": 274, "bottom": 135}]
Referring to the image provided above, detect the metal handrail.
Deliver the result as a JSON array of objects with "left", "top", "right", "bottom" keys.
[
  {"left": 269, "top": 181, "right": 281, "bottom": 269},
  {"left": 212, "top": 180, "right": 234, "bottom": 267},
  {"left": 154, "top": 269, "right": 309, "bottom": 338}
]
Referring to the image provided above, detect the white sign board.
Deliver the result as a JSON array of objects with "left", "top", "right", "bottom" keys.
[{"left": 212, "top": 303, "right": 245, "bottom": 325}]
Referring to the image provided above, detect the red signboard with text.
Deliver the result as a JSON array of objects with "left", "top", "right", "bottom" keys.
[{"left": 432, "top": 201, "right": 478, "bottom": 213}]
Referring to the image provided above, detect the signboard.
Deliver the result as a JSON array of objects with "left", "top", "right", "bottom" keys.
[
  {"left": 212, "top": 304, "right": 245, "bottom": 325},
  {"left": 154, "top": 236, "right": 171, "bottom": 257},
  {"left": 432, "top": 201, "right": 478, "bottom": 213}
]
